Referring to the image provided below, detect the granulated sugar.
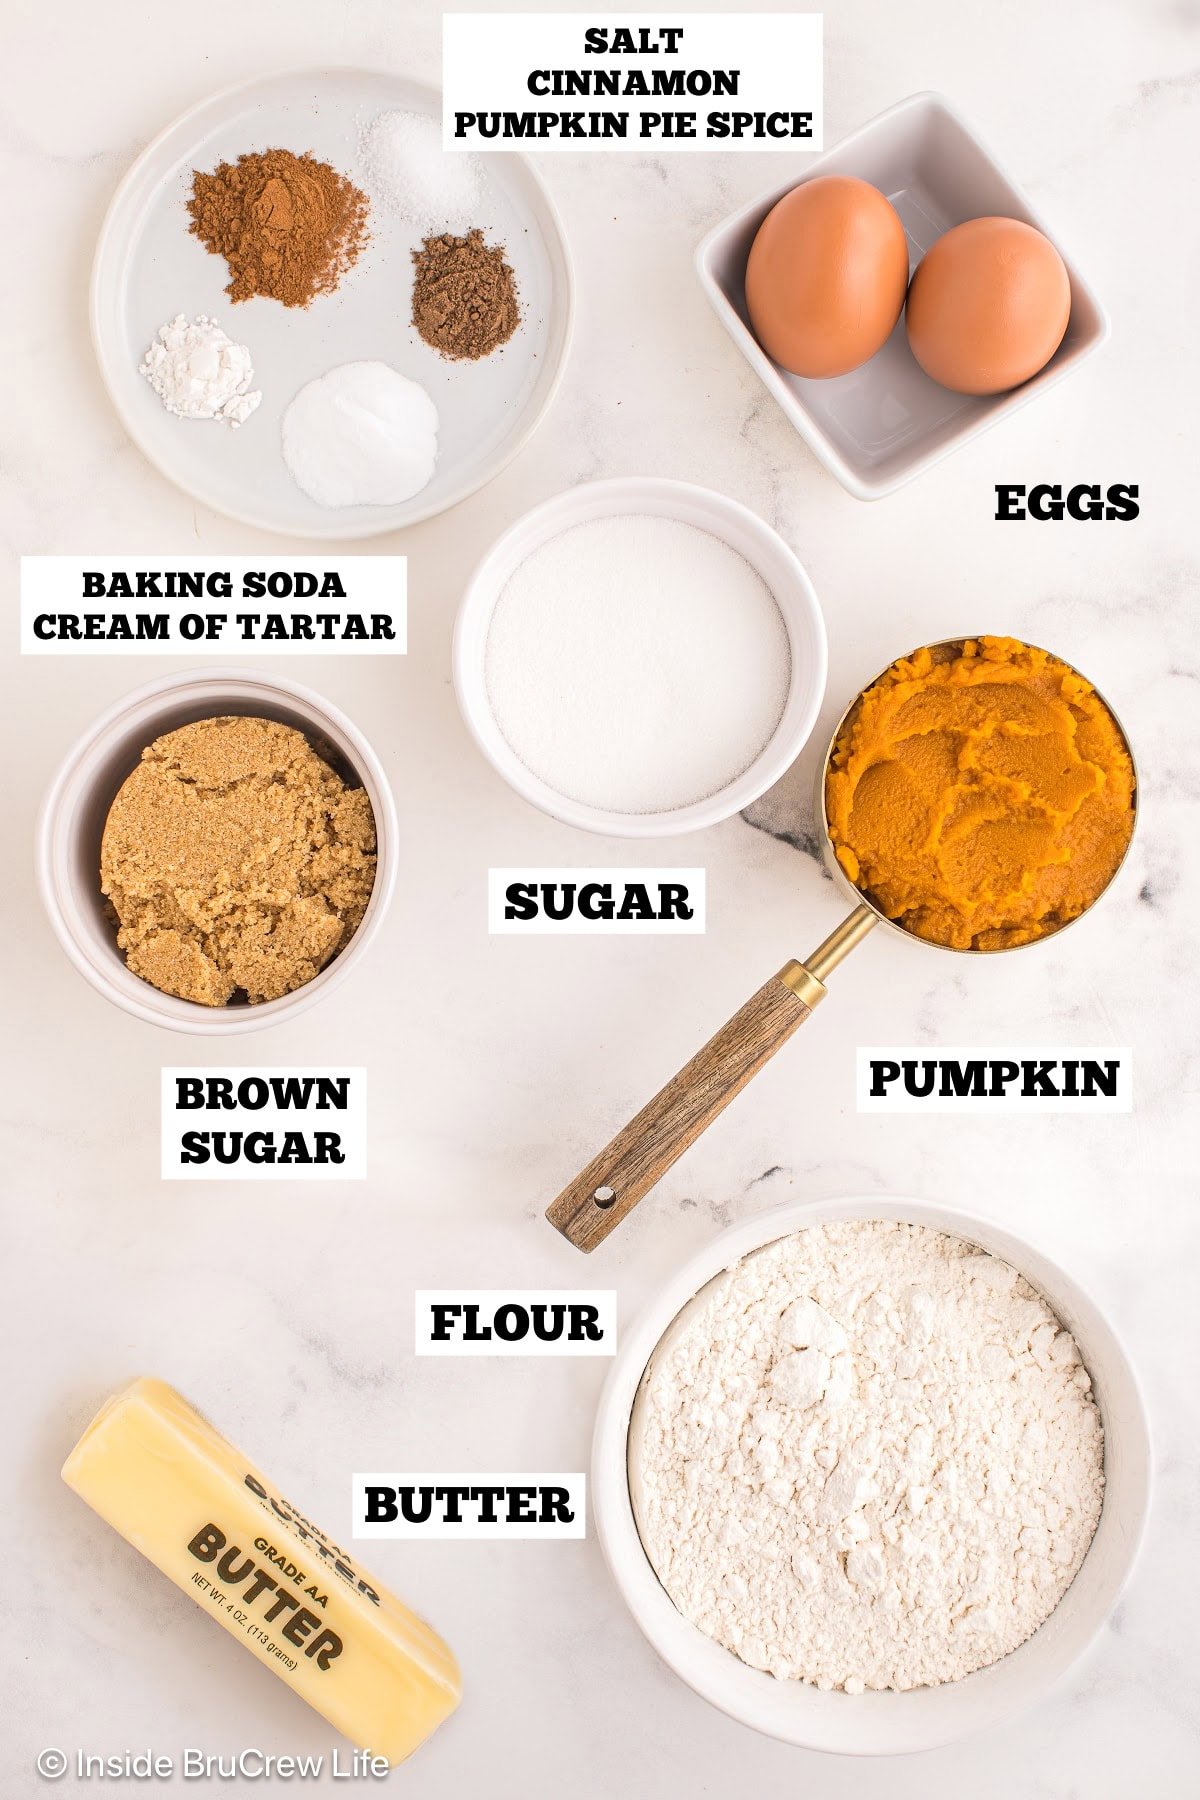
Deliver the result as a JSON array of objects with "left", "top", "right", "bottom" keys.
[
  {"left": 484, "top": 515, "right": 792, "bottom": 814},
  {"left": 634, "top": 1220, "right": 1104, "bottom": 1693}
]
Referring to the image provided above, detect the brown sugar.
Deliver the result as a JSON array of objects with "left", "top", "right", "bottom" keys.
[
  {"left": 411, "top": 228, "right": 520, "bottom": 360},
  {"left": 187, "top": 149, "right": 370, "bottom": 307},
  {"left": 100, "top": 717, "right": 377, "bottom": 1006},
  {"left": 825, "top": 637, "right": 1135, "bottom": 951}
]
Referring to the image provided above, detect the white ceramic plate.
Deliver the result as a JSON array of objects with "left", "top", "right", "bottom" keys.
[
  {"left": 593, "top": 1196, "right": 1151, "bottom": 1754},
  {"left": 92, "top": 68, "right": 573, "bottom": 538},
  {"left": 696, "top": 93, "right": 1108, "bottom": 499}
]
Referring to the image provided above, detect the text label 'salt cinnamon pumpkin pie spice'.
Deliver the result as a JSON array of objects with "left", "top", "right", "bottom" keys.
[
  {"left": 187, "top": 149, "right": 370, "bottom": 308},
  {"left": 411, "top": 228, "right": 521, "bottom": 360}
]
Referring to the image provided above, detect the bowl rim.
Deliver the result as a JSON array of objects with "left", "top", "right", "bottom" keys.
[
  {"left": 35, "top": 666, "right": 399, "bottom": 1035},
  {"left": 88, "top": 63, "right": 576, "bottom": 540},
  {"left": 452, "top": 474, "right": 829, "bottom": 838},
  {"left": 591, "top": 1194, "right": 1152, "bottom": 1754},
  {"left": 694, "top": 89, "right": 1111, "bottom": 500}
]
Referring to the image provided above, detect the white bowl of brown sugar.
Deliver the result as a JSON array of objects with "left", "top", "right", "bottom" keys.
[{"left": 37, "top": 671, "right": 398, "bottom": 1035}]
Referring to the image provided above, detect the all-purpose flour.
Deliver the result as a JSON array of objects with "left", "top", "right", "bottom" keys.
[{"left": 635, "top": 1221, "right": 1104, "bottom": 1692}]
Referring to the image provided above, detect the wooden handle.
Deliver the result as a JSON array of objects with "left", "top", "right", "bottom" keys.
[{"left": 546, "top": 966, "right": 816, "bottom": 1252}]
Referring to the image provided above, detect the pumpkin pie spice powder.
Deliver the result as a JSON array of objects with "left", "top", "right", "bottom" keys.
[{"left": 411, "top": 228, "right": 521, "bottom": 360}]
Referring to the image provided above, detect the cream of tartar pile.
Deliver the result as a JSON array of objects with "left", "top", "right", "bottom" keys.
[{"left": 635, "top": 1220, "right": 1104, "bottom": 1692}]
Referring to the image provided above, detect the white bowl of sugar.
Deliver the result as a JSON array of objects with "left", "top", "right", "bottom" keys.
[
  {"left": 453, "top": 477, "right": 827, "bottom": 837},
  {"left": 593, "top": 1196, "right": 1152, "bottom": 1753}
]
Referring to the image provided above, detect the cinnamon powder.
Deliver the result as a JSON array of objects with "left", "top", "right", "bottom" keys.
[
  {"left": 187, "top": 149, "right": 370, "bottom": 308},
  {"left": 411, "top": 228, "right": 521, "bottom": 360}
]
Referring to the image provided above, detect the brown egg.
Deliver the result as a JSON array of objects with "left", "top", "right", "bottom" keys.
[
  {"left": 906, "top": 217, "right": 1072, "bottom": 395},
  {"left": 744, "top": 175, "right": 909, "bottom": 378}
]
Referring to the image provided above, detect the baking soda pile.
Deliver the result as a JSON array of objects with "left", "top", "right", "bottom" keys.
[
  {"left": 635, "top": 1220, "right": 1104, "bottom": 1692},
  {"left": 281, "top": 361, "right": 439, "bottom": 508}
]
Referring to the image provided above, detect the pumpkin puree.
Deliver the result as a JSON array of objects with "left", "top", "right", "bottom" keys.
[{"left": 825, "top": 637, "right": 1135, "bottom": 951}]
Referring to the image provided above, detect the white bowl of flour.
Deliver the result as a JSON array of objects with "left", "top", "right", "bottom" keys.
[{"left": 593, "top": 1197, "right": 1150, "bottom": 1752}]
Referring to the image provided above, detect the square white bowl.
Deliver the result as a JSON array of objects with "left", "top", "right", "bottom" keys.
[{"left": 696, "top": 92, "right": 1109, "bottom": 500}]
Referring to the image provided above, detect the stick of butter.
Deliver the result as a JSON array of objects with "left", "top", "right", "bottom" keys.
[{"left": 62, "top": 1378, "right": 461, "bottom": 1766}]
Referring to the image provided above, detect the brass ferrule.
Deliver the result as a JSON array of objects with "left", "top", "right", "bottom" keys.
[{"left": 778, "top": 960, "right": 827, "bottom": 1010}]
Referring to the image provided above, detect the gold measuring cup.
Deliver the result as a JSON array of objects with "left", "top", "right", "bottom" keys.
[{"left": 546, "top": 638, "right": 1138, "bottom": 1251}]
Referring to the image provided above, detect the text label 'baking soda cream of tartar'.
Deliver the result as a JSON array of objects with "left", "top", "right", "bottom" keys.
[{"left": 21, "top": 556, "right": 405, "bottom": 653}]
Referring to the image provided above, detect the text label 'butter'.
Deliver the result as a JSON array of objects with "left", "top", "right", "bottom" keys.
[{"left": 353, "top": 1474, "right": 586, "bottom": 1539}]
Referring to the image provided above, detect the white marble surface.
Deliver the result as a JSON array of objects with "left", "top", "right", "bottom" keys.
[{"left": 3, "top": 0, "right": 1198, "bottom": 1794}]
